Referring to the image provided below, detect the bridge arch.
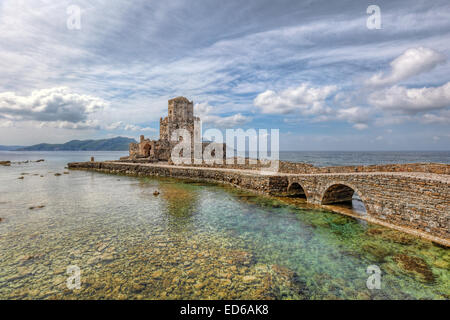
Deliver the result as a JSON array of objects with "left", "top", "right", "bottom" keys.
[
  {"left": 286, "top": 182, "right": 308, "bottom": 200},
  {"left": 321, "top": 182, "right": 368, "bottom": 215}
]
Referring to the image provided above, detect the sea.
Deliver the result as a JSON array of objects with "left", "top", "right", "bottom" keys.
[{"left": 0, "top": 151, "right": 448, "bottom": 300}]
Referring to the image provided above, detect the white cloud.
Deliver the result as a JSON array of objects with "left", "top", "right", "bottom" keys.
[
  {"left": 195, "top": 102, "right": 251, "bottom": 128},
  {"left": 0, "top": 120, "right": 14, "bottom": 128},
  {"left": 368, "top": 82, "right": 450, "bottom": 114},
  {"left": 421, "top": 109, "right": 450, "bottom": 125},
  {"left": 104, "top": 121, "right": 124, "bottom": 130},
  {"left": 353, "top": 123, "right": 368, "bottom": 130},
  {"left": 202, "top": 113, "right": 250, "bottom": 128},
  {"left": 0, "top": 87, "right": 107, "bottom": 124},
  {"left": 366, "top": 47, "right": 446, "bottom": 87},
  {"left": 253, "top": 83, "right": 337, "bottom": 115},
  {"left": 39, "top": 120, "right": 101, "bottom": 130},
  {"left": 104, "top": 121, "right": 156, "bottom": 132},
  {"left": 336, "top": 107, "right": 371, "bottom": 129},
  {"left": 374, "top": 114, "right": 412, "bottom": 126},
  {"left": 123, "top": 124, "right": 156, "bottom": 132}
]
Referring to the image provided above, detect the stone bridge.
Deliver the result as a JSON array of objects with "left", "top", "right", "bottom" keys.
[
  {"left": 282, "top": 172, "right": 449, "bottom": 243},
  {"left": 68, "top": 161, "right": 450, "bottom": 246}
]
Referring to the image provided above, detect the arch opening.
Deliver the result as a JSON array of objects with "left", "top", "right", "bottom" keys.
[
  {"left": 322, "top": 184, "right": 367, "bottom": 215},
  {"left": 286, "top": 182, "right": 307, "bottom": 199},
  {"left": 143, "top": 144, "right": 152, "bottom": 157}
]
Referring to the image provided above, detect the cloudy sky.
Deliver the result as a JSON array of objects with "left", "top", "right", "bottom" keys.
[{"left": 0, "top": 0, "right": 449, "bottom": 150}]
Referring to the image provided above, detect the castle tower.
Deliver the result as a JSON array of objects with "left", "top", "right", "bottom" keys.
[{"left": 160, "top": 97, "right": 198, "bottom": 142}]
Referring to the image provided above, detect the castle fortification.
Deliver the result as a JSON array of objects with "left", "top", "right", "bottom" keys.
[{"left": 128, "top": 97, "right": 201, "bottom": 161}]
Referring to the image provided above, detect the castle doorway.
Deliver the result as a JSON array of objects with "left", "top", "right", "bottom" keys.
[{"left": 143, "top": 144, "right": 151, "bottom": 157}]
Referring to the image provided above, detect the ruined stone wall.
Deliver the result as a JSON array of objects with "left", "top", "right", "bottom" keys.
[
  {"left": 159, "top": 117, "right": 169, "bottom": 141},
  {"left": 129, "top": 143, "right": 139, "bottom": 158}
]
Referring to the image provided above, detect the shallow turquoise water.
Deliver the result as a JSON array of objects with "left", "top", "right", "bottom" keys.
[{"left": 0, "top": 152, "right": 448, "bottom": 299}]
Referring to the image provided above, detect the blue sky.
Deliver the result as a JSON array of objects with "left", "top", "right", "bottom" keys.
[{"left": 0, "top": 0, "right": 449, "bottom": 150}]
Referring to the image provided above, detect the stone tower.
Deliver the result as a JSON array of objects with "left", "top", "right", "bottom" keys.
[
  {"left": 159, "top": 96, "right": 199, "bottom": 142},
  {"left": 129, "top": 96, "right": 204, "bottom": 161}
]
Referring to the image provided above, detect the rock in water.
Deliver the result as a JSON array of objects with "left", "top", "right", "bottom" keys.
[
  {"left": 393, "top": 254, "right": 435, "bottom": 283},
  {"left": 29, "top": 205, "right": 45, "bottom": 210},
  {"left": 0, "top": 161, "right": 11, "bottom": 166},
  {"left": 153, "top": 191, "right": 160, "bottom": 196}
]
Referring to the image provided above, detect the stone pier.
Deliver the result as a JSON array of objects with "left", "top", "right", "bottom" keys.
[{"left": 68, "top": 161, "right": 450, "bottom": 246}]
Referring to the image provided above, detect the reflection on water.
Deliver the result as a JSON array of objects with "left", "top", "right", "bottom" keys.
[
  {"left": 352, "top": 195, "right": 367, "bottom": 216},
  {"left": 0, "top": 152, "right": 449, "bottom": 300},
  {"left": 331, "top": 195, "right": 367, "bottom": 215}
]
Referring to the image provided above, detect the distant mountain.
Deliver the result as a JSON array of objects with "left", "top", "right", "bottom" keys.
[
  {"left": 0, "top": 145, "right": 25, "bottom": 151},
  {"left": 17, "top": 137, "right": 137, "bottom": 151}
]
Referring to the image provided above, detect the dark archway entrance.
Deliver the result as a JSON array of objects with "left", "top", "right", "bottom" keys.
[
  {"left": 143, "top": 144, "right": 151, "bottom": 157},
  {"left": 287, "top": 182, "right": 307, "bottom": 199},
  {"left": 322, "top": 184, "right": 367, "bottom": 215}
]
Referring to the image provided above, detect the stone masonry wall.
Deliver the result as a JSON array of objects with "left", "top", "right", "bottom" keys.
[
  {"left": 168, "top": 159, "right": 449, "bottom": 175},
  {"left": 287, "top": 173, "right": 449, "bottom": 241}
]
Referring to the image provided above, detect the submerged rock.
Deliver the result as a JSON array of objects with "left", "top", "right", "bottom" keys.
[
  {"left": 29, "top": 205, "right": 45, "bottom": 210},
  {"left": 393, "top": 254, "right": 435, "bottom": 283},
  {"left": 151, "top": 270, "right": 163, "bottom": 278},
  {"left": 228, "top": 250, "right": 254, "bottom": 266},
  {"left": 242, "top": 275, "right": 257, "bottom": 283},
  {"left": 153, "top": 191, "right": 160, "bottom": 196},
  {"left": 13, "top": 160, "right": 29, "bottom": 164},
  {"left": 18, "top": 176, "right": 24, "bottom": 180},
  {"left": 54, "top": 173, "right": 62, "bottom": 176}
]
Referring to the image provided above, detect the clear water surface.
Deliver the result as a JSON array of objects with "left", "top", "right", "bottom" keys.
[{"left": 0, "top": 151, "right": 448, "bottom": 300}]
